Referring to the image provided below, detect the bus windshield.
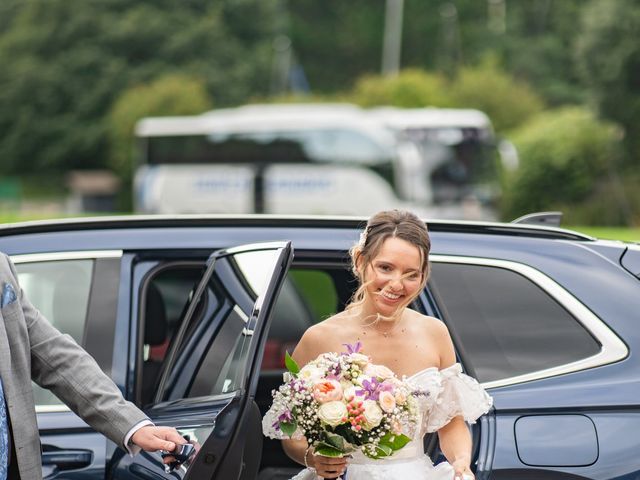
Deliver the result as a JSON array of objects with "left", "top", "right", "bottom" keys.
[{"left": 403, "top": 126, "right": 499, "bottom": 205}]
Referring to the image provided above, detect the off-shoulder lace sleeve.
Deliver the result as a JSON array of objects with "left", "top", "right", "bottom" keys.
[{"left": 425, "top": 363, "right": 493, "bottom": 433}]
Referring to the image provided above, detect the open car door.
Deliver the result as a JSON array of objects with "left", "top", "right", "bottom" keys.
[{"left": 111, "top": 241, "right": 293, "bottom": 480}]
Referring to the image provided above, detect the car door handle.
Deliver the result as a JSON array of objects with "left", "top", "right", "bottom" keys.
[
  {"left": 41, "top": 449, "right": 93, "bottom": 469},
  {"left": 129, "top": 464, "right": 173, "bottom": 480}
]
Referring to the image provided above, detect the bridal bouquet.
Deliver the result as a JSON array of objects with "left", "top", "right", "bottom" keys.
[{"left": 265, "top": 342, "right": 422, "bottom": 459}]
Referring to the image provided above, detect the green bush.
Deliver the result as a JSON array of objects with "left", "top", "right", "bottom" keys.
[
  {"left": 345, "top": 63, "right": 544, "bottom": 134},
  {"left": 349, "top": 69, "right": 453, "bottom": 108},
  {"left": 107, "top": 74, "right": 213, "bottom": 182},
  {"left": 449, "top": 60, "right": 545, "bottom": 132},
  {"left": 501, "top": 107, "right": 629, "bottom": 225}
]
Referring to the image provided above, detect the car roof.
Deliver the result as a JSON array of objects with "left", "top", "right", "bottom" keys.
[{"left": 0, "top": 214, "right": 594, "bottom": 242}]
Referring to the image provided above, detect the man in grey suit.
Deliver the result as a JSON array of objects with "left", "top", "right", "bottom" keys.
[{"left": 0, "top": 253, "right": 185, "bottom": 479}]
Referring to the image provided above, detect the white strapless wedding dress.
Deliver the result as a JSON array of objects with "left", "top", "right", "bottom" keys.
[{"left": 263, "top": 363, "right": 493, "bottom": 480}]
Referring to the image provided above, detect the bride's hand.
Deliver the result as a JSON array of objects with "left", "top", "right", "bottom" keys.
[
  {"left": 309, "top": 451, "right": 347, "bottom": 479},
  {"left": 452, "top": 458, "right": 474, "bottom": 480}
]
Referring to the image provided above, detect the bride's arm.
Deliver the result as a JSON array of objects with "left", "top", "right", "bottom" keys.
[
  {"left": 438, "top": 417, "right": 472, "bottom": 475},
  {"left": 282, "top": 437, "right": 312, "bottom": 467},
  {"left": 435, "top": 321, "right": 474, "bottom": 477},
  {"left": 280, "top": 328, "right": 317, "bottom": 465}
]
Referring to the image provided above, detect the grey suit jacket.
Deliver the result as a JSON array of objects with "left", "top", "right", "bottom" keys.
[{"left": 0, "top": 253, "right": 148, "bottom": 479}]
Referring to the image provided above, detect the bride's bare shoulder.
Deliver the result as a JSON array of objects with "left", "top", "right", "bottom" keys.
[
  {"left": 407, "top": 310, "right": 456, "bottom": 366},
  {"left": 407, "top": 309, "right": 451, "bottom": 343},
  {"left": 292, "top": 311, "right": 352, "bottom": 365}
]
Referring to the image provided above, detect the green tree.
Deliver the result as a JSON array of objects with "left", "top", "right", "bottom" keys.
[
  {"left": 0, "top": 0, "right": 279, "bottom": 177},
  {"left": 576, "top": 0, "right": 640, "bottom": 163},
  {"left": 502, "top": 107, "right": 629, "bottom": 225},
  {"left": 107, "top": 74, "right": 213, "bottom": 182}
]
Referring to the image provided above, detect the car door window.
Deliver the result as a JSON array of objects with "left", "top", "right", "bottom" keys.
[
  {"left": 14, "top": 259, "right": 93, "bottom": 409},
  {"left": 429, "top": 262, "right": 601, "bottom": 384},
  {"left": 158, "top": 246, "right": 287, "bottom": 402}
]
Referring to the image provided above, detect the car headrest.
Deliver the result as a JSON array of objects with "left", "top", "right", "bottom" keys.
[{"left": 144, "top": 283, "right": 168, "bottom": 346}]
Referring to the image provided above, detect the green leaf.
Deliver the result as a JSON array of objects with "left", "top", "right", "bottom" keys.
[
  {"left": 378, "top": 432, "right": 412, "bottom": 451},
  {"left": 323, "top": 432, "right": 355, "bottom": 454},
  {"left": 279, "top": 420, "right": 297, "bottom": 438},
  {"left": 363, "top": 443, "right": 393, "bottom": 459},
  {"left": 324, "top": 432, "right": 345, "bottom": 450},
  {"left": 284, "top": 351, "right": 300, "bottom": 374},
  {"left": 314, "top": 444, "right": 345, "bottom": 458}
]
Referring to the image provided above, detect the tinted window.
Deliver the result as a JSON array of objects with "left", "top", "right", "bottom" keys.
[
  {"left": 186, "top": 249, "right": 281, "bottom": 398},
  {"left": 15, "top": 259, "right": 93, "bottom": 408},
  {"left": 145, "top": 129, "right": 393, "bottom": 166},
  {"left": 429, "top": 262, "right": 601, "bottom": 383},
  {"left": 140, "top": 266, "right": 201, "bottom": 407}
]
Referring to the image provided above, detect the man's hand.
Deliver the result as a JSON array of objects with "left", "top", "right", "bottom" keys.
[{"left": 131, "top": 425, "right": 187, "bottom": 453}]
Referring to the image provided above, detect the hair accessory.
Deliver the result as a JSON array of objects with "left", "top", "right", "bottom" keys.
[{"left": 358, "top": 227, "right": 369, "bottom": 248}]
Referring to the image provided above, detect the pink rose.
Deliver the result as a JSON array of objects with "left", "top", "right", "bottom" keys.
[{"left": 313, "top": 379, "right": 344, "bottom": 403}]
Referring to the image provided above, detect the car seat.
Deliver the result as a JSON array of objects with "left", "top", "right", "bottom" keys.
[{"left": 141, "top": 283, "right": 169, "bottom": 406}]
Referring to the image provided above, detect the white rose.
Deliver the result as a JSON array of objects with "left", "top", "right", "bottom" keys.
[
  {"left": 343, "top": 386, "right": 359, "bottom": 401},
  {"left": 298, "top": 364, "right": 325, "bottom": 383},
  {"left": 362, "top": 400, "right": 383, "bottom": 430},
  {"left": 394, "top": 390, "right": 407, "bottom": 406},
  {"left": 365, "top": 364, "right": 395, "bottom": 380},
  {"left": 378, "top": 391, "right": 396, "bottom": 413},
  {"left": 349, "top": 353, "right": 370, "bottom": 367},
  {"left": 317, "top": 401, "right": 348, "bottom": 427}
]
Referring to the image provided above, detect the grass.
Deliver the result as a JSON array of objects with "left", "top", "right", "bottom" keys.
[{"left": 565, "top": 226, "right": 640, "bottom": 243}]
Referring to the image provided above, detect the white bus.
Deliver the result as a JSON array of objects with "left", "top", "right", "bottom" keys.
[
  {"left": 134, "top": 104, "right": 423, "bottom": 216},
  {"left": 370, "top": 107, "right": 516, "bottom": 220}
]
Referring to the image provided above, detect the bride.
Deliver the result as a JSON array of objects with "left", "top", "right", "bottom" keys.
[{"left": 263, "top": 210, "right": 493, "bottom": 480}]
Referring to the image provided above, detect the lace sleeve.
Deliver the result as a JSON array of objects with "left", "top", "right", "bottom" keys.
[{"left": 425, "top": 363, "right": 493, "bottom": 433}]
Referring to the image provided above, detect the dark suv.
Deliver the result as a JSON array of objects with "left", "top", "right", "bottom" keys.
[{"left": 0, "top": 215, "right": 638, "bottom": 480}]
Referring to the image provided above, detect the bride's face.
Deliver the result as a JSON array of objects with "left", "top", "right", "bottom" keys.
[{"left": 362, "top": 236, "right": 424, "bottom": 318}]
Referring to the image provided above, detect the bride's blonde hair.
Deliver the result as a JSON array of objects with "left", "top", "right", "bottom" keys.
[{"left": 346, "top": 210, "right": 431, "bottom": 319}]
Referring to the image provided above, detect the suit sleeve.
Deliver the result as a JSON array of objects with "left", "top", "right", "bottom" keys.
[{"left": 6, "top": 254, "right": 149, "bottom": 448}]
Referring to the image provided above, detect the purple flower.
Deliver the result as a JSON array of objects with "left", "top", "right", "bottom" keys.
[
  {"left": 356, "top": 377, "right": 393, "bottom": 401},
  {"left": 411, "top": 389, "right": 430, "bottom": 398},
  {"left": 273, "top": 410, "right": 293, "bottom": 430},
  {"left": 342, "top": 341, "right": 363, "bottom": 354}
]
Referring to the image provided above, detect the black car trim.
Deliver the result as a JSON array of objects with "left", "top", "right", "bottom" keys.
[{"left": 84, "top": 257, "right": 121, "bottom": 375}]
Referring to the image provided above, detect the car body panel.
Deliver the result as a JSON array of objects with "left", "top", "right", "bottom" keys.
[{"left": 0, "top": 216, "right": 638, "bottom": 480}]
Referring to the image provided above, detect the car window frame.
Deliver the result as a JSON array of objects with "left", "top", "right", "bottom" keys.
[
  {"left": 426, "top": 254, "right": 628, "bottom": 389},
  {"left": 10, "top": 250, "right": 122, "bottom": 413},
  {"left": 154, "top": 241, "right": 292, "bottom": 403}
]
